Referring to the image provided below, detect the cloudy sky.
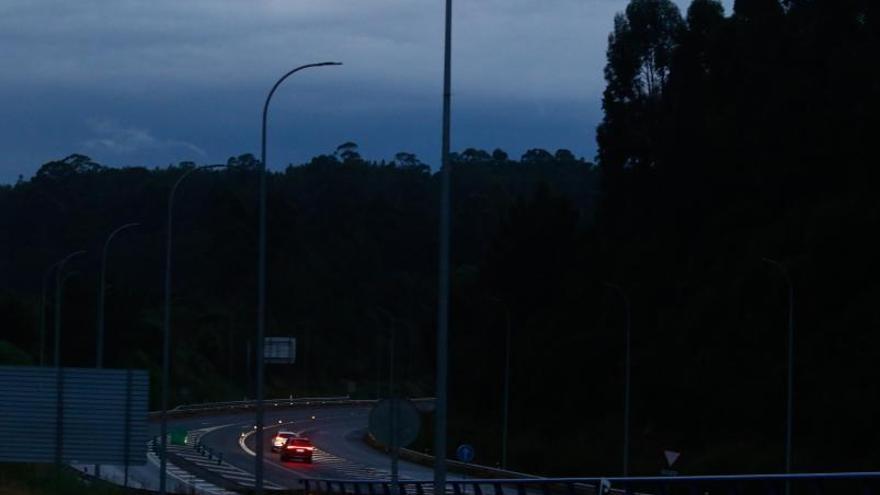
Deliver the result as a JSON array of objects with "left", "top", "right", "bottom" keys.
[{"left": 0, "top": 0, "right": 733, "bottom": 183}]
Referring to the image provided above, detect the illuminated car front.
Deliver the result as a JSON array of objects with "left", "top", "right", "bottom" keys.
[{"left": 271, "top": 432, "right": 296, "bottom": 452}]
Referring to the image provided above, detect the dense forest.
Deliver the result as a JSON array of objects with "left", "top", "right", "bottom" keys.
[{"left": 2, "top": 0, "right": 879, "bottom": 481}]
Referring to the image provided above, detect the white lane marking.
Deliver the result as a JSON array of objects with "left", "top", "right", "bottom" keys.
[
  {"left": 179, "top": 427, "right": 285, "bottom": 490},
  {"left": 239, "top": 429, "right": 257, "bottom": 456},
  {"left": 146, "top": 443, "right": 237, "bottom": 495}
]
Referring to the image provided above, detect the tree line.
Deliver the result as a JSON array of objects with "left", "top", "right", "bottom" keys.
[{"left": 2, "top": 0, "right": 879, "bottom": 478}]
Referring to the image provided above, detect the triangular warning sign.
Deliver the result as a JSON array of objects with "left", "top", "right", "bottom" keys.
[{"left": 664, "top": 450, "right": 680, "bottom": 467}]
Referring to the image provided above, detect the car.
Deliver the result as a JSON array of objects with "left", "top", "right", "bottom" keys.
[
  {"left": 280, "top": 437, "right": 314, "bottom": 463},
  {"left": 271, "top": 431, "right": 297, "bottom": 452}
]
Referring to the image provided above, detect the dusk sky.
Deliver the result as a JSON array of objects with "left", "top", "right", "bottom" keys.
[{"left": 0, "top": 0, "right": 733, "bottom": 183}]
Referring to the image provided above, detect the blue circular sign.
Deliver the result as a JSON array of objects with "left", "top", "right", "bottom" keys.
[{"left": 456, "top": 444, "right": 475, "bottom": 463}]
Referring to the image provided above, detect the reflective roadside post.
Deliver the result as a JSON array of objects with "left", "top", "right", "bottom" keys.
[
  {"left": 160, "top": 164, "right": 226, "bottom": 495},
  {"left": 256, "top": 61, "right": 342, "bottom": 495},
  {"left": 763, "top": 257, "right": 795, "bottom": 495}
]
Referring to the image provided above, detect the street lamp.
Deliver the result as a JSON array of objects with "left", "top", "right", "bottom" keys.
[
  {"left": 52, "top": 249, "right": 85, "bottom": 467},
  {"left": 371, "top": 307, "right": 400, "bottom": 494},
  {"left": 159, "top": 164, "right": 225, "bottom": 495},
  {"left": 487, "top": 297, "right": 512, "bottom": 469},
  {"left": 39, "top": 261, "right": 59, "bottom": 367},
  {"left": 96, "top": 222, "right": 140, "bottom": 368},
  {"left": 762, "top": 257, "right": 795, "bottom": 488},
  {"left": 53, "top": 251, "right": 86, "bottom": 368},
  {"left": 255, "top": 61, "right": 341, "bottom": 495},
  {"left": 95, "top": 222, "right": 139, "bottom": 480},
  {"left": 604, "top": 283, "right": 632, "bottom": 477}
]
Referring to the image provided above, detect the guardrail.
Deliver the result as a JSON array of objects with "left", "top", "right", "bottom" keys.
[
  {"left": 171, "top": 396, "right": 354, "bottom": 412},
  {"left": 364, "top": 432, "right": 536, "bottom": 481},
  {"left": 302, "top": 472, "right": 880, "bottom": 495},
  {"left": 149, "top": 396, "right": 435, "bottom": 417}
]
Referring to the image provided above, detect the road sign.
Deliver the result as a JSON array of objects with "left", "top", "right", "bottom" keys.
[
  {"left": 368, "top": 398, "right": 421, "bottom": 447},
  {"left": 664, "top": 450, "right": 680, "bottom": 467},
  {"left": 456, "top": 444, "right": 475, "bottom": 463},
  {"left": 264, "top": 337, "right": 296, "bottom": 364}
]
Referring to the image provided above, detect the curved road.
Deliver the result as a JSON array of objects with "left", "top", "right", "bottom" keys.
[{"left": 160, "top": 404, "right": 457, "bottom": 490}]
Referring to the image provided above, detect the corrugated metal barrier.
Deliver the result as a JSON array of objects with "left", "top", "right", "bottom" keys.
[{"left": 0, "top": 365, "right": 149, "bottom": 464}]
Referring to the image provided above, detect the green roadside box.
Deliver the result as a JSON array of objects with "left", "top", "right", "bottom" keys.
[{"left": 170, "top": 428, "right": 188, "bottom": 446}]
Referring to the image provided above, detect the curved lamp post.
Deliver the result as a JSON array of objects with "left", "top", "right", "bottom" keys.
[
  {"left": 97, "top": 222, "right": 140, "bottom": 368},
  {"left": 95, "top": 222, "right": 138, "bottom": 480},
  {"left": 159, "top": 164, "right": 225, "bottom": 495},
  {"left": 53, "top": 250, "right": 86, "bottom": 368},
  {"left": 605, "top": 283, "right": 632, "bottom": 476},
  {"left": 763, "top": 257, "right": 795, "bottom": 491},
  {"left": 52, "top": 249, "right": 85, "bottom": 467},
  {"left": 255, "top": 61, "right": 341, "bottom": 495}
]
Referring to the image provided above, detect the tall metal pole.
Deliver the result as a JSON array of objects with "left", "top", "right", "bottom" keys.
[
  {"left": 52, "top": 250, "right": 85, "bottom": 467},
  {"left": 501, "top": 303, "right": 511, "bottom": 470},
  {"left": 95, "top": 222, "right": 138, "bottom": 480},
  {"left": 390, "top": 317, "right": 399, "bottom": 495},
  {"left": 435, "top": 0, "right": 453, "bottom": 489},
  {"left": 488, "top": 297, "right": 512, "bottom": 469},
  {"left": 160, "top": 164, "right": 224, "bottom": 495},
  {"left": 374, "top": 307, "right": 399, "bottom": 491},
  {"left": 605, "top": 283, "right": 631, "bottom": 476},
  {"left": 257, "top": 62, "right": 341, "bottom": 495},
  {"left": 97, "top": 223, "right": 139, "bottom": 368},
  {"left": 763, "top": 258, "right": 794, "bottom": 495},
  {"left": 53, "top": 252, "right": 86, "bottom": 367},
  {"left": 40, "top": 262, "right": 60, "bottom": 367}
]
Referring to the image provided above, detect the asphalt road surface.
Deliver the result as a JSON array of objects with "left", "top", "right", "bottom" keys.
[{"left": 154, "top": 404, "right": 459, "bottom": 490}]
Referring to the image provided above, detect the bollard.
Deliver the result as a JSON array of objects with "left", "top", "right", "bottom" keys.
[
  {"left": 207, "top": 448, "right": 213, "bottom": 460},
  {"left": 217, "top": 452, "right": 223, "bottom": 465}
]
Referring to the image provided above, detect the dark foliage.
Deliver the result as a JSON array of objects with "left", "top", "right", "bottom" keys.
[
  {"left": 1, "top": 0, "right": 878, "bottom": 480},
  {"left": 593, "top": 0, "right": 880, "bottom": 478}
]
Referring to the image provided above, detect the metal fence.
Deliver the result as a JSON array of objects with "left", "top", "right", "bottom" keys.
[
  {"left": 302, "top": 472, "right": 880, "bottom": 495},
  {"left": 0, "top": 366, "right": 148, "bottom": 464}
]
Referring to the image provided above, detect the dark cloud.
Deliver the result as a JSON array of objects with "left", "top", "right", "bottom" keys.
[{"left": 0, "top": 0, "right": 732, "bottom": 182}]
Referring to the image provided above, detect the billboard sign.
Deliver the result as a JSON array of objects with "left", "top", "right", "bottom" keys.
[{"left": 264, "top": 337, "right": 296, "bottom": 364}]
